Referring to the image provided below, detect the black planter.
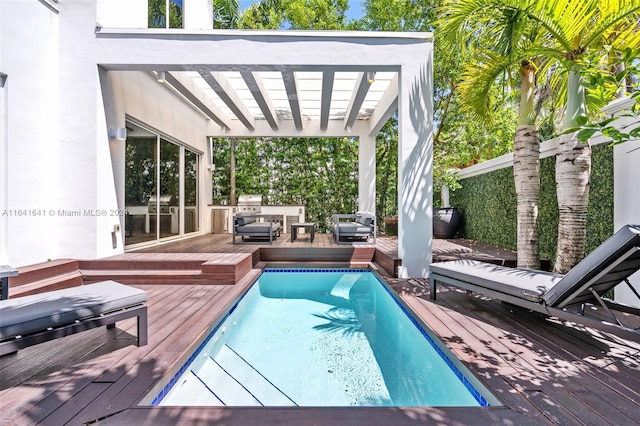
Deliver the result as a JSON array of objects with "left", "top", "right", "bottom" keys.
[{"left": 433, "top": 207, "right": 461, "bottom": 239}]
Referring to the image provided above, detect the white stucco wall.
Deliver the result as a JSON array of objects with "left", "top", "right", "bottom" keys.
[
  {"left": 613, "top": 115, "right": 640, "bottom": 308},
  {"left": 97, "top": 0, "right": 147, "bottom": 29},
  {"left": 1, "top": 0, "right": 60, "bottom": 266},
  {"left": 184, "top": 0, "right": 213, "bottom": 30}
]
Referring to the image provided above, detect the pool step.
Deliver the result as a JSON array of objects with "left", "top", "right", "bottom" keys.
[
  {"left": 193, "top": 345, "right": 296, "bottom": 406},
  {"left": 159, "top": 371, "right": 224, "bottom": 406},
  {"left": 160, "top": 344, "right": 296, "bottom": 406},
  {"left": 212, "top": 345, "right": 296, "bottom": 406}
]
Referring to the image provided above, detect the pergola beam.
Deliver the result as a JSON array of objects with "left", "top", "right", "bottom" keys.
[
  {"left": 281, "top": 71, "right": 303, "bottom": 130},
  {"left": 199, "top": 71, "right": 256, "bottom": 130},
  {"left": 162, "top": 71, "right": 233, "bottom": 129},
  {"left": 368, "top": 73, "right": 398, "bottom": 136},
  {"left": 344, "top": 72, "right": 372, "bottom": 131},
  {"left": 240, "top": 71, "right": 279, "bottom": 130},
  {"left": 320, "top": 71, "right": 334, "bottom": 131}
]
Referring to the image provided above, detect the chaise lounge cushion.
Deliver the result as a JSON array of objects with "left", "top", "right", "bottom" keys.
[
  {"left": 543, "top": 224, "right": 640, "bottom": 307},
  {"left": 0, "top": 281, "right": 147, "bottom": 340},
  {"left": 430, "top": 260, "right": 562, "bottom": 303}
]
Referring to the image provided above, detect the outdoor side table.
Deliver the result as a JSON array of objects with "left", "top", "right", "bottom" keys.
[{"left": 291, "top": 223, "right": 315, "bottom": 242}]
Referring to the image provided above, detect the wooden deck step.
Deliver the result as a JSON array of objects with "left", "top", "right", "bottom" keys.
[
  {"left": 81, "top": 269, "right": 241, "bottom": 285},
  {"left": 9, "top": 259, "right": 79, "bottom": 287},
  {"left": 373, "top": 248, "right": 402, "bottom": 278},
  {"left": 78, "top": 255, "right": 216, "bottom": 271},
  {"left": 81, "top": 253, "right": 254, "bottom": 285},
  {"left": 259, "top": 247, "right": 376, "bottom": 263},
  {"left": 9, "top": 270, "right": 84, "bottom": 298}
]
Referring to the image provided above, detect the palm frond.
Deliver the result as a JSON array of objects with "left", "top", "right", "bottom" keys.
[{"left": 457, "top": 50, "right": 514, "bottom": 122}]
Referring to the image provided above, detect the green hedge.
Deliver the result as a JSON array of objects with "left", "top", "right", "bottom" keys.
[{"left": 450, "top": 143, "right": 614, "bottom": 266}]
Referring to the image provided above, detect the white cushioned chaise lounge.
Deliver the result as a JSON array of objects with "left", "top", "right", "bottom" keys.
[
  {"left": 430, "top": 225, "right": 640, "bottom": 341},
  {"left": 0, "top": 280, "right": 148, "bottom": 356}
]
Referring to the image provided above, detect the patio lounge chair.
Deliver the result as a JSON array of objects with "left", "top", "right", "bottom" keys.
[
  {"left": 332, "top": 212, "right": 376, "bottom": 244},
  {"left": 429, "top": 224, "right": 640, "bottom": 341},
  {"left": 232, "top": 214, "right": 281, "bottom": 244},
  {"left": 0, "top": 280, "right": 148, "bottom": 356}
]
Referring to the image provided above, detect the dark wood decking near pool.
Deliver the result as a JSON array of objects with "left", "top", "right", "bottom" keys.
[{"left": 2, "top": 235, "right": 639, "bottom": 425}]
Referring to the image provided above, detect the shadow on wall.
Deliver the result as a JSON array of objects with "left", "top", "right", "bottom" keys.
[{"left": 400, "top": 62, "right": 434, "bottom": 277}]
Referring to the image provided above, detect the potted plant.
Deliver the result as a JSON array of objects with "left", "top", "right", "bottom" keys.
[{"left": 433, "top": 168, "right": 462, "bottom": 239}]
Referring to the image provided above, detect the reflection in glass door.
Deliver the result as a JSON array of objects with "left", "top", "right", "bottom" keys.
[
  {"left": 155, "top": 138, "right": 180, "bottom": 239},
  {"left": 125, "top": 136, "right": 157, "bottom": 245},
  {"left": 185, "top": 150, "right": 199, "bottom": 233},
  {"left": 124, "top": 123, "right": 200, "bottom": 246}
]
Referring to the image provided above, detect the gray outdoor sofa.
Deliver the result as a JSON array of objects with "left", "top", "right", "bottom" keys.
[
  {"left": 332, "top": 212, "right": 376, "bottom": 243},
  {"left": 429, "top": 224, "right": 640, "bottom": 341},
  {"left": 232, "top": 214, "right": 281, "bottom": 244},
  {"left": 0, "top": 280, "right": 148, "bottom": 356}
]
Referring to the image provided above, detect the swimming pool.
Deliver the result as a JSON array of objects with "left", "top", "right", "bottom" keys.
[{"left": 148, "top": 269, "right": 498, "bottom": 407}]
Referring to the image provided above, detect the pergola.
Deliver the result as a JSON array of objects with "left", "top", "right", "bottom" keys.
[{"left": 92, "top": 29, "right": 434, "bottom": 277}]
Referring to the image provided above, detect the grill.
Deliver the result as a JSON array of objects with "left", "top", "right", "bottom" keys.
[
  {"left": 237, "top": 194, "right": 262, "bottom": 214},
  {"left": 148, "top": 195, "right": 176, "bottom": 214}
]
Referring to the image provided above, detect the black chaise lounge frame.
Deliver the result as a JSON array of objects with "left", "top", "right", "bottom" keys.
[
  {"left": 430, "top": 224, "right": 640, "bottom": 342},
  {"left": 0, "top": 280, "right": 148, "bottom": 356}
]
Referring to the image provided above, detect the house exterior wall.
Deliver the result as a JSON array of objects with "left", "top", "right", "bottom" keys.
[{"left": 1, "top": 0, "right": 60, "bottom": 266}]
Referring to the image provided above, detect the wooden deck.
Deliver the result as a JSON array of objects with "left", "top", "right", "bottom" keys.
[{"left": 2, "top": 235, "right": 639, "bottom": 425}]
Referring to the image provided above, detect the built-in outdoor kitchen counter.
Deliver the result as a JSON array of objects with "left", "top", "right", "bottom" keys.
[{"left": 209, "top": 195, "right": 305, "bottom": 234}]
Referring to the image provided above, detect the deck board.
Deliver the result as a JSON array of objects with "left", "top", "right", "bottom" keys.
[{"left": 2, "top": 236, "right": 639, "bottom": 425}]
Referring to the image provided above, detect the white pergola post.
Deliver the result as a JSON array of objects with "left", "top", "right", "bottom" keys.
[
  {"left": 397, "top": 61, "right": 434, "bottom": 278},
  {"left": 358, "top": 134, "right": 376, "bottom": 214}
]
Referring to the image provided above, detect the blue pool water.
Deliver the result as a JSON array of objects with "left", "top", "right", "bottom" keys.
[{"left": 151, "top": 269, "right": 494, "bottom": 407}]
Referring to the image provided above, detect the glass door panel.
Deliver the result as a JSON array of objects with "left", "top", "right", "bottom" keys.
[
  {"left": 124, "top": 136, "right": 157, "bottom": 245},
  {"left": 184, "top": 150, "right": 199, "bottom": 233},
  {"left": 158, "top": 138, "right": 180, "bottom": 239}
]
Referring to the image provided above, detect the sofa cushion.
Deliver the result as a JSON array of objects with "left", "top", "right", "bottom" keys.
[
  {"left": 236, "top": 215, "right": 256, "bottom": 226},
  {"left": 336, "top": 222, "right": 371, "bottom": 235},
  {"left": 235, "top": 222, "right": 280, "bottom": 234},
  {"left": 356, "top": 216, "right": 373, "bottom": 226}
]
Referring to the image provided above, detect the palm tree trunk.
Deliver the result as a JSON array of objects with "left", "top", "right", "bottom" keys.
[
  {"left": 554, "top": 70, "right": 591, "bottom": 274},
  {"left": 514, "top": 124, "right": 540, "bottom": 269},
  {"left": 554, "top": 132, "right": 591, "bottom": 273},
  {"left": 514, "top": 62, "right": 540, "bottom": 269}
]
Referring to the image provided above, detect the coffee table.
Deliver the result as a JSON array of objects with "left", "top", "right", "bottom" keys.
[{"left": 290, "top": 223, "right": 315, "bottom": 242}]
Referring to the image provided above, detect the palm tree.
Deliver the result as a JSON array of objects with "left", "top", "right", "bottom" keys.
[
  {"left": 517, "top": 0, "right": 640, "bottom": 273},
  {"left": 437, "top": 0, "right": 546, "bottom": 269}
]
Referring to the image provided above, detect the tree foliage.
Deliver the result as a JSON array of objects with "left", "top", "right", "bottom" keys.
[{"left": 212, "top": 137, "right": 359, "bottom": 231}]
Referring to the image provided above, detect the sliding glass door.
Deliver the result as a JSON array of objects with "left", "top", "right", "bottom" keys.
[{"left": 124, "top": 122, "right": 199, "bottom": 246}]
